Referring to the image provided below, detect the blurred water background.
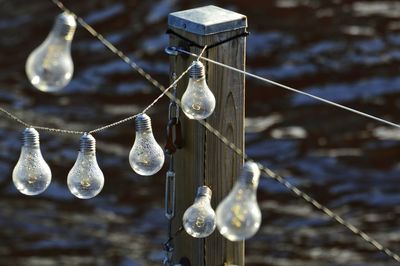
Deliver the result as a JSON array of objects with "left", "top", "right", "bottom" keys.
[{"left": 0, "top": 0, "right": 400, "bottom": 265}]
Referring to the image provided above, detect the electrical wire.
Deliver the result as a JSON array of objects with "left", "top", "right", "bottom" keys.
[
  {"left": 196, "top": 118, "right": 400, "bottom": 263},
  {"left": 0, "top": 46, "right": 207, "bottom": 135},
  {"left": 0, "top": 63, "right": 189, "bottom": 135},
  {"left": 175, "top": 47, "right": 400, "bottom": 130},
  {"left": 0, "top": 0, "right": 395, "bottom": 263}
]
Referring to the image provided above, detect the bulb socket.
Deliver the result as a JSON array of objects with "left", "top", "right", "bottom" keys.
[
  {"left": 135, "top": 114, "right": 152, "bottom": 133},
  {"left": 53, "top": 12, "right": 77, "bottom": 40},
  {"left": 22, "top": 127, "right": 40, "bottom": 148},
  {"left": 80, "top": 133, "right": 96, "bottom": 153},
  {"left": 189, "top": 61, "right": 205, "bottom": 79},
  {"left": 240, "top": 162, "right": 261, "bottom": 187},
  {"left": 196, "top": 185, "right": 212, "bottom": 199}
]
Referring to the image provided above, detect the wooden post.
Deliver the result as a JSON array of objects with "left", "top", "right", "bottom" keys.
[{"left": 168, "top": 5, "right": 247, "bottom": 266}]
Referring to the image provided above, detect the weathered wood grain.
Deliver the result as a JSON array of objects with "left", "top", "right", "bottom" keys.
[{"left": 168, "top": 6, "right": 247, "bottom": 266}]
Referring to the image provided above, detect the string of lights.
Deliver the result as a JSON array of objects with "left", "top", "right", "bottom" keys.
[
  {"left": 0, "top": 0, "right": 398, "bottom": 263},
  {"left": 174, "top": 47, "right": 400, "bottom": 130},
  {"left": 196, "top": 117, "right": 400, "bottom": 262},
  {"left": 0, "top": 47, "right": 207, "bottom": 135}
]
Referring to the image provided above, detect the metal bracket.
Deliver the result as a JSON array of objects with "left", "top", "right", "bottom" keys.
[
  {"left": 165, "top": 46, "right": 179, "bottom": 56},
  {"left": 165, "top": 170, "right": 176, "bottom": 220},
  {"left": 165, "top": 46, "right": 190, "bottom": 58}
]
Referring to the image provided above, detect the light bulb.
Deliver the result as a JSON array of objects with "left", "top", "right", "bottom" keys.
[
  {"left": 67, "top": 133, "right": 104, "bottom": 199},
  {"left": 216, "top": 162, "right": 262, "bottom": 241},
  {"left": 181, "top": 61, "right": 216, "bottom": 120},
  {"left": 183, "top": 186, "right": 216, "bottom": 238},
  {"left": 129, "top": 114, "right": 165, "bottom": 176},
  {"left": 26, "top": 12, "right": 76, "bottom": 92},
  {"left": 12, "top": 128, "right": 52, "bottom": 196}
]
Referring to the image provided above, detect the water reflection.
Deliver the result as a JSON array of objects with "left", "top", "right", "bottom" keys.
[{"left": 0, "top": 0, "right": 400, "bottom": 265}]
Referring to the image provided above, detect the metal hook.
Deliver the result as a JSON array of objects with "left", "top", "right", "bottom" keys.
[{"left": 165, "top": 46, "right": 179, "bottom": 56}]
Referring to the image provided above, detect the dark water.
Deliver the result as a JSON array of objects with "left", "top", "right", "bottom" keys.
[{"left": 0, "top": 0, "right": 400, "bottom": 265}]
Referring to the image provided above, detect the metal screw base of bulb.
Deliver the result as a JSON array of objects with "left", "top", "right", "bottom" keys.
[
  {"left": 23, "top": 128, "right": 40, "bottom": 148},
  {"left": 53, "top": 12, "right": 77, "bottom": 40},
  {"left": 80, "top": 134, "right": 96, "bottom": 153},
  {"left": 196, "top": 185, "right": 212, "bottom": 199},
  {"left": 190, "top": 61, "right": 205, "bottom": 79},
  {"left": 135, "top": 114, "right": 152, "bottom": 132},
  {"left": 240, "top": 162, "right": 260, "bottom": 186}
]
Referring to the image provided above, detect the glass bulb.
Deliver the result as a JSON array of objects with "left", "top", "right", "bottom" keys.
[
  {"left": 216, "top": 162, "right": 262, "bottom": 241},
  {"left": 181, "top": 61, "right": 216, "bottom": 120},
  {"left": 67, "top": 134, "right": 104, "bottom": 199},
  {"left": 26, "top": 12, "right": 76, "bottom": 92},
  {"left": 129, "top": 114, "right": 165, "bottom": 176},
  {"left": 183, "top": 186, "right": 216, "bottom": 238},
  {"left": 13, "top": 128, "right": 52, "bottom": 196}
]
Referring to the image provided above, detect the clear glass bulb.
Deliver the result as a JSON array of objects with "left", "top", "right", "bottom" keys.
[
  {"left": 129, "top": 114, "right": 165, "bottom": 176},
  {"left": 26, "top": 12, "right": 76, "bottom": 92},
  {"left": 12, "top": 128, "right": 52, "bottom": 196},
  {"left": 181, "top": 61, "right": 216, "bottom": 120},
  {"left": 67, "top": 133, "right": 104, "bottom": 199},
  {"left": 216, "top": 162, "right": 262, "bottom": 241},
  {"left": 183, "top": 186, "right": 216, "bottom": 238}
]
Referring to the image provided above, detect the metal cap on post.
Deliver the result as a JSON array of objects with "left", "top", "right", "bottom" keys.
[
  {"left": 168, "top": 5, "right": 247, "bottom": 35},
  {"left": 168, "top": 5, "right": 247, "bottom": 266}
]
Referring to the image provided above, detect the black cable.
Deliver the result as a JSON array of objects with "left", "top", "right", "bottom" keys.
[{"left": 166, "top": 29, "right": 249, "bottom": 50}]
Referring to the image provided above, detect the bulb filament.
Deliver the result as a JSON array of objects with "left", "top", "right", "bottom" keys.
[
  {"left": 80, "top": 178, "right": 91, "bottom": 189},
  {"left": 195, "top": 216, "right": 205, "bottom": 227},
  {"left": 42, "top": 45, "right": 63, "bottom": 70},
  {"left": 191, "top": 103, "right": 201, "bottom": 111},
  {"left": 28, "top": 175, "right": 38, "bottom": 184},
  {"left": 231, "top": 205, "right": 247, "bottom": 228}
]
